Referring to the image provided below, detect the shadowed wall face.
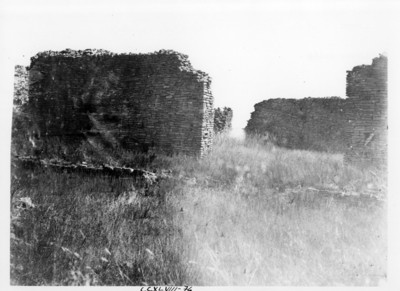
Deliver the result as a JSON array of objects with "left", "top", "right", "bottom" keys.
[
  {"left": 245, "top": 97, "right": 348, "bottom": 153},
  {"left": 345, "top": 55, "right": 387, "bottom": 167},
  {"left": 26, "top": 49, "right": 213, "bottom": 157}
]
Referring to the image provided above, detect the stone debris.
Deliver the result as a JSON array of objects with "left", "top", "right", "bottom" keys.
[{"left": 13, "top": 155, "right": 170, "bottom": 182}]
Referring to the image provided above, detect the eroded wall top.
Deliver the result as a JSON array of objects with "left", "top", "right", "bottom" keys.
[
  {"left": 22, "top": 49, "right": 214, "bottom": 158},
  {"left": 245, "top": 97, "right": 348, "bottom": 152},
  {"left": 345, "top": 55, "right": 387, "bottom": 167},
  {"left": 245, "top": 55, "right": 387, "bottom": 169}
]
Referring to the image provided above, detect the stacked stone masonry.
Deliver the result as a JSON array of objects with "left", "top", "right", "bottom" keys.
[
  {"left": 214, "top": 107, "right": 233, "bottom": 134},
  {"left": 24, "top": 49, "right": 214, "bottom": 157},
  {"left": 245, "top": 55, "right": 387, "bottom": 168},
  {"left": 345, "top": 55, "right": 387, "bottom": 167},
  {"left": 245, "top": 97, "right": 348, "bottom": 152}
]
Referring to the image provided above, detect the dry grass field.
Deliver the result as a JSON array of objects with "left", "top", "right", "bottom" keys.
[{"left": 10, "top": 134, "right": 387, "bottom": 285}]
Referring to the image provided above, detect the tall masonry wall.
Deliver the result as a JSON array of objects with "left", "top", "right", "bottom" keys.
[
  {"left": 25, "top": 49, "right": 214, "bottom": 157},
  {"left": 345, "top": 55, "right": 387, "bottom": 167},
  {"left": 245, "top": 97, "right": 348, "bottom": 152}
]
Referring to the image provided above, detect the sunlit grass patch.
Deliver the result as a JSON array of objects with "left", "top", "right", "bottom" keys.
[
  {"left": 166, "top": 134, "right": 386, "bottom": 285},
  {"left": 170, "top": 183, "right": 386, "bottom": 285}
]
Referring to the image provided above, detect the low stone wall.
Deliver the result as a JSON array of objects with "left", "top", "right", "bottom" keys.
[
  {"left": 23, "top": 49, "right": 213, "bottom": 157},
  {"left": 13, "top": 155, "right": 167, "bottom": 181},
  {"left": 245, "top": 97, "right": 348, "bottom": 152}
]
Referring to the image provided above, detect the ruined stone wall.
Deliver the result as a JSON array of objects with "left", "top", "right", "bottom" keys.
[
  {"left": 214, "top": 107, "right": 233, "bottom": 134},
  {"left": 12, "top": 65, "right": 31, "bottom": 156},
  {"left": 245, "top": 97, "right": 348, "bottom": 152},
  {"left": 245, "top": 55, "right": 387, "bottom": 167},
  {"left": 13, "top": 65, "right": 29, "bottom": 109},
  {"left": 26, "top": 49, "right": 213, "bottom": 157},
  {"left": 345, "top": 55, "right": 387, "bottom": 167}
]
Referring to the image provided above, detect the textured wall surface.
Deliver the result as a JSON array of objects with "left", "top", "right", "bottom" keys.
[
  {"left": 245, "top": 55, "right": 387, "bottom": 167},
  {"left": 345, "top": 55, "right": 387, "bottom": 167},
  {"left": 214, "top": 107, "right": 233, "bottom": 134},
  {"left": 13, "top": 65, "right": 29, "bottom": 109},
  {"left": 245, "top": 97, "right": 347, "bottom": 152},
  {"left": 25, "top": 49, "right": 214, "bottom": 157},
  {"left": 12, "top": 65, "right": 31, "bottom": 156}
]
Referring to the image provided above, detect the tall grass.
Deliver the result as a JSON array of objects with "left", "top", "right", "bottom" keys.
[
  {"left": 11, "top": 165, "right": 188, "bottom": 285},
  {"left": 165, "top": 134, "right": 386, "bottom": 285},
  {"left": 10, "top": 134, "right": 386, "bottom": 285}
]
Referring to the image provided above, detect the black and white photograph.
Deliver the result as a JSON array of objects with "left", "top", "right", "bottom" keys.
[{"left": 1, "top": 0, "right": 399, "bottom": 288}]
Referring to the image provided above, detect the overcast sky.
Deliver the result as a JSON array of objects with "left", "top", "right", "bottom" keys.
[{"left": 1, "top": 0, "right": 398, "bottom": 136}]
